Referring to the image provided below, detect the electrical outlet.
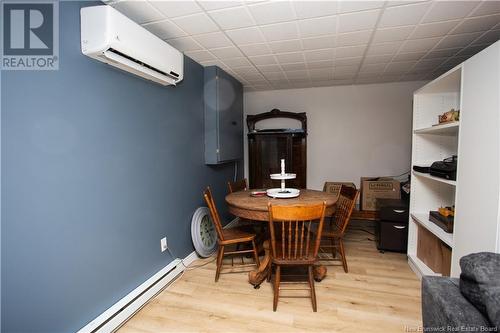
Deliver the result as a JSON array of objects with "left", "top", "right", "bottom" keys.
[{"left": 160, "top": 237, "right": 167, "bottom": 252}]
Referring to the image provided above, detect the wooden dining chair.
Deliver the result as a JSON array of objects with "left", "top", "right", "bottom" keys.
[
  {"left": 315, "top": 185, "right": 359, "bottom": 273},
  {"left": 203, "top": 187, "right": 260, "bottom": 282},
  {"left": 267, "top": 202, "right": 326, "bottom": 312},
  {"left": 227, "top": 178, "right": 248, "bottom": 193}
]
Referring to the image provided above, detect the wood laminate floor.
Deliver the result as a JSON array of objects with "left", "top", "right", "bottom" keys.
[{"left": 118, "top": 225, "right": 422, "bottom": 333}]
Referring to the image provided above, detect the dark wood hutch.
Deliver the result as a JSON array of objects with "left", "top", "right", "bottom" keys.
[{"left": 247, "top": 109, "right": 307, "bottom": 189}]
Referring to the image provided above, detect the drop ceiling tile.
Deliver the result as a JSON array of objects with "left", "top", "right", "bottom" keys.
[
  {"left": 456, "top": 43, "right": 490, "bottom": 56},
  {"left": 226, "top": 26, "right": 265, "bottom": 45},
  {"left": 232, "top": 66, "right": 256, "bottom": 75},
  {"left": 193, "top": 32, "right": 233, "bottom": 48},
  {"left": 372, "top": 26, "right": 415, "bottom": 43},
  {"left": 239, "top": 43, "right": 272, "bottom": 56},
  {"left": 471, "top": 29, "right": 500, "bottom": 45},
  {"left": 423, "top": 48, "right": 461, "bottom": 59},
  {"left": 301, "top": 36, "right": 336, "bottom": 50},
  {"left": 339, "top": 1, "right": 385, "bottom": 13},
  {"left": 393, "top": 51, "right": 426, "bottom": 62},
  {"left": 113, "top": 1, "right": 164, "bottom": 24},
  {"left": 435, "top": 32, "right": 482, "bottom": 49},
  {"left": 293, "top": 1, "right": 338, "bottom": 19},
  {"left": 172, "top": 13, "right": 219, "bottom": 35},
  {"left": 334, "top": 57, "right": 362, "bottom": 67},
  {"left": 264, "top": 69, "right": 287, "bottom": 79},
  {"left": 258, "top": 64, "right": 284, "bottom": 73},
  {"left": 366, "top": 41, "right": 403, "bottom": 56},
  {"left": 338, "top": 10, "right": 380, "bottom": 33},
  {"left": 285, "top": 70, "right": 309, "bottom": 79},
  {"left": 248, "top": 54, "right": 278, "bottom": 65},
  {"left": 247, "top": 1, "right": 296, "bottom": 25},
  {"left": 422, "top": 1, "right": 479, "bottom": 23},
  {"left": 385, "top": 61, "right": 416, "bottom": 73},
  {"left": 400, "top": 73, "right": 428, "bottom": 81},
  {"left": 334, "top": 72, "right": 356, "bottom": 80},
  {"left": 452, "top": 14, "right": 500, "bottom": 35},
  {"left": 185, "top": 50, "right": 216, "bottom": 62},
  {"left": 309, "top": 68, "right": 334, "bottom": 78},
  {"left": 143, "top": 19, "right": 186, "bottom": 39},
  {"left": 298, "top": 16, "right": 337, "bottom": 38},
  {"left": 207, "top": 6, "right": 255, "bottom": 30},
  {"left": 414, "top": 58, "right": 447, "bottom": 70},
  {"left": 379, "top": 3, "right": 430, "bottom": 28},
  {"left": 471, "top": 1, "right": 500, "bottom": 17},
  {"left": 360, "top": 63, "right": 387, "bottom": 73},
  {"left": 166, "top": 36, "right": 202, "bottom": 51},
  {"left": 150, "top": 1, "right": 202, "bottom": 18},
  {"left": 260, "top": 22, "right": 299, "bottom": 41},
  {"left": 268, "top": 40, "right": 302, "bottom": 53},
  {"left": 209, "top": 46, "right": 244, "bottom": 59},
  {"left": 199, "top": 59, "right": 228, "bottom": 68},
  {"left": 336, "top": 30, "right": 372, "bottom": 47},
  {"left": 399, "top": 37, "right": 441, "bottom": 53},
  {"left": 222, "top": 57, "right": 252, "bottom": 67},
  {"left": 307, "top": 60, "right": 335, "bottom": 69},
  {"left": 281, "top": 62, "right": 308, "bottom": 71},
  {"left": 335, "top": 45, "right": 366, "bottom": 58},
  {"left": 198, "top": 1, "right": 244, "bottom": 11},
  {"left": 275, "top": 52, "right": 305, "bottom": 64},
  {"left": 304, "top": 49, "right": 335, "bottom": 62},
  {"left": 364, "top": 54, "right": 394, "bottom": 64},
  {"left": 411, "top": 20, "right": 460, "bottom": 39}
]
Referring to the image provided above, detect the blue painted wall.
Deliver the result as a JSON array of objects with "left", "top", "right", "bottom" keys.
[{"left": 1, "top": 2, "right": 242, "bottom": 332}]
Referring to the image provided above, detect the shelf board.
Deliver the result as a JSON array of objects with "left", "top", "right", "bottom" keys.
[
  {"left": 411, "top": 213, "right": 454, "bottom": 247},
  {"left": 414, "top": 122, "right": 459, "bottom": 135},
  {"left": 408, "top": 254, "right": 442, "bottom": 278},
  {"left": 412, "top": 171, "right": 456, "bottom": 186}
]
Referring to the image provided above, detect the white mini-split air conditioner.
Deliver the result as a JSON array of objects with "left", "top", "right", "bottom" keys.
[{"left": 80, "top": 5, "right": 183, "bottom": 86}]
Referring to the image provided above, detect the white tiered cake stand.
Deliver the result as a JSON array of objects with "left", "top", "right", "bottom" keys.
[{"left": 266, "top": 159, "right": 300, "bottom": 198}]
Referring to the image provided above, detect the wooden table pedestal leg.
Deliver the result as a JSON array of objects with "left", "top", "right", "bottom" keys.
[{"left": 248, "top": 240, "right": 271, "bottom": 288}]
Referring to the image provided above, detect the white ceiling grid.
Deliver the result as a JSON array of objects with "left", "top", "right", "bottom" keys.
[{"left": 107, "top": 0, "right": 500, "bottom": 90}]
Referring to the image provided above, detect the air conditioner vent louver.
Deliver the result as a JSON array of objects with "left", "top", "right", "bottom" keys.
[{"left": 107, "top": 48, "right": 179, "bottom": 81}]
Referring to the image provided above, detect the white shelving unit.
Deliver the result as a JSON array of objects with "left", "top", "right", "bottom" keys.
[
  {"left": 412, "top": 171, "right": 456, "bottom": 186},
  {"left": 408, "top": 41, "right": 500, "bottom": 278}
]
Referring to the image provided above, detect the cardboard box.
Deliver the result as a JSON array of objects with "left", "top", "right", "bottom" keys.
[
  {"left": 323, "top": 182, "right": 356, "bottom": 200},
  {"left": 360, "top": 177, "right": 400, "bottom": 211}
]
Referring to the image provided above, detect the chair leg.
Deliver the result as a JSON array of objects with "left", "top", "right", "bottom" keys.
[
  {"left": 339, "top": 238, "right": 348, "bottom": 273},
  {"left": 215, "top": 245, "right": 224, "bottom": 282},
  {"left": 308, "top": 266, "right": 317, "bottom": 312},
  {"left": 251, "top": 239, "right": 260, "bottom": 267},
  {"left": 273, "top": 266, "right": 281, "bottom": 311}
]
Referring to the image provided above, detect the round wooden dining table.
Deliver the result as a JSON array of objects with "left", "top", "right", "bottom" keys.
[{"left": 225, "top": 189, "right": 338, "bottom": 287}]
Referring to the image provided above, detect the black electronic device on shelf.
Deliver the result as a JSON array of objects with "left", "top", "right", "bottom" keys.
[{"left": 430, "top": 156, "right": 457, "bottom": 181}]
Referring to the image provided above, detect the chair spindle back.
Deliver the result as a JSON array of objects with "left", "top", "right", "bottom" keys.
[
  {"left": 332, "top": 186, "right": 359, "bottom": 234},
  {"left": 268, "top": 203, "right": 326, "bottom": 261}
]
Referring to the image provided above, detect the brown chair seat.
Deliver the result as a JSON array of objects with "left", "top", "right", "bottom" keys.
[{"left": 220, "top": 227, "right": 256, "bottom": 245}]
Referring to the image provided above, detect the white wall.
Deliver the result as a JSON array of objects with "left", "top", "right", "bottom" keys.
[{"left": 243, "top": 81, "right": 426, "bottom": 190}]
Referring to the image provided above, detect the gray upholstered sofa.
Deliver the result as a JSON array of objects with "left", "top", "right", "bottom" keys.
[{"left": 422, "top": 252, "right": 500, "bottom": 332}]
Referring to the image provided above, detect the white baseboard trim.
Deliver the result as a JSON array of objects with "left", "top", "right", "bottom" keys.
[{"left": 78, "top": 251, "right": 199, "bottom": 333}]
